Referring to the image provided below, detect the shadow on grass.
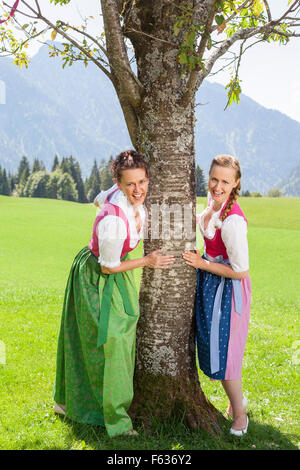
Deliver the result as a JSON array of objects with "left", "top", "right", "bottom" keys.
[{"left": 49, "top": 414, "right": 298, "bottom": 451}]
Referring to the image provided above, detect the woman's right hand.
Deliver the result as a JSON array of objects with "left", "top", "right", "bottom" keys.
[{"left": 144, "top": 249, "right": 175, "bottom": 269}]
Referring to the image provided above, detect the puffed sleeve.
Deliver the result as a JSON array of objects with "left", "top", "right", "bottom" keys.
[
  {"left": 97, "top": 215, "right": 127, "bottom": 268},
  {"left": 221, "top": 215, "right": 249, "bottom": 272},
  {"left": 94, "top": 184, "right": 118, "bottom": 209}
]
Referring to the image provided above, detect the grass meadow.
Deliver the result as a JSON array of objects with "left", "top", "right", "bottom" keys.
[{"left": 0, "top": 195, "right": 299, "bottom": 451}]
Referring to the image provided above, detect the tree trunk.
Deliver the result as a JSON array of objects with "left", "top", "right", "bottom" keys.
[{"left": 124, "top": 1, "right": 225, "bottom": 433}]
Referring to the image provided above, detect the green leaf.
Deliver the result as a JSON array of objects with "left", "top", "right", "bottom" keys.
[
  {"left": 50, "top": 0, "right": 71, "bottom": 5},
  {"left": 184, "top": 29, "right": 196, "bottom": 47},
  {"left": 252, "top": 0, "right": 263, "bottom": 17},
  {"left": 178, "top": 52, "right": 188, "bottom": 65},
  {"left": 51, "top": 29, "right": 58, "bottom": 41},
  {"left": 174, "top": 21, "right": 182, "bottom": 37},
  {"left": 215, "top": 14, "right": 225, "bottom": 26},
  {"left": 225, "top": 75, "right": 242, "bottom": 109}
]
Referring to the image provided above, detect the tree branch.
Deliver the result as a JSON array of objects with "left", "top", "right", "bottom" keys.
[
  {"left": 210, "top": 0, "right": 253, "bottom": 33},
  {"left": 115, "top": 86, "right": 139, "bottom": 149},
  {"left": 16, "top": 0, "right": 112, "bottom": 79},
  {"left": 199, "top": 21, "right": 280, "bottom": 86},
  {"left": 123, "top": 27, "right": 177, "bottom": 48},
  {"left": 182, "top": 1, "right": 300, "bottom": 102},
  {"left": 209, "top": 37, "right": 264, "bottom": 78},
  {"left": 276, "top": 0, "right": 300, "bottom": 24},
  {"left": 3, "top": 0, "right": 140, "bottom": 148},
  {"left": 224, "top": 39, "right": 245, "bottom": 110},
  {"left": 262, "top": 0, "right": 272, "bottom": 22},
  {"left": 179, "top": 0, "right": 217, "bottom": 108},
  {"left": 58, "top": 21, "right": 109, "bottom": 59},
  {"left": 100, "top": 0, "right": 143, "bottom": 109},
  {"left": 116, "top": 1, "right": 125, "bottom": 16},
  {"left": 34, "top": 0, "right": 41, "bottom": 16},
  {"left": 3, "top": 1, "right": 37, "bottom": 19},
  {"left": 0, "top": 25, "right": 49, "bottom": 57}
]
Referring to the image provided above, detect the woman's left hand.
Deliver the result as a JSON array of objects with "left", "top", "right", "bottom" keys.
[{"left": 182, "top": 249, "right": 205, "bottom": 269}]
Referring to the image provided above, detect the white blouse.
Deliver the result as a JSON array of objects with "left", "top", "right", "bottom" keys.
[
  {"left": 198, "top": 194, "right": 249, "bottom": 272},
  {"left": 94, "top": 186, "right": 145, "bottom": 268}
]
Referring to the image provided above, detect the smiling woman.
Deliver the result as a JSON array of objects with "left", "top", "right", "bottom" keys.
[
  {"left": 183, "top": 154, "right": 251, "bottom": 437},
  {"left": 208, "top": 165, "right": 240, "bottom": 209},
  {"left": 111, "top": 150, "right": 149, "bottom": 200},
  {"left": 53, "top": 149, "right": 174, "bottom": 438},
  {"left": 117, "top": 168, "right": 149, "bottom": 207}
]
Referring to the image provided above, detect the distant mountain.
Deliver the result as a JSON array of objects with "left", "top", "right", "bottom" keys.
[
  {"left": 278, "top": 162, "right": 300, "bottom": 196},
  {"left": 0, "top": 43, "right": 299, "bottom": 192},
  {"left": 0, "top": 44, "right": 129, "bottom": 177},
  {"left": 195, "top": 84, "right": 300, "bottom": 193}
]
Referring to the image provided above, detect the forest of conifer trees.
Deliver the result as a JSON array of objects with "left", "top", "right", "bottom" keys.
[
  {"left": 0, "top": 155, "right": 115, "bottom": 202},
  {"left": 0, "top": 155, "right": 207, "bottom": 202}
]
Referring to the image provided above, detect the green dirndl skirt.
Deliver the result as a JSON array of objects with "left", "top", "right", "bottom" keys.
[{"left": 53, "top": 246, "right": 140, "bottom": 437}]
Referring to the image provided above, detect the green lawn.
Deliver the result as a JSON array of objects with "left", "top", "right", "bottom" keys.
[{"left": 0, "top": 195, "right": 299, "bottom": 450}]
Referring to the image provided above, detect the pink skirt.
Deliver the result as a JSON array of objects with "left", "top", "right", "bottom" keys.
[{"left": 224, "top": 275, "right": 251, "bottom": 380}]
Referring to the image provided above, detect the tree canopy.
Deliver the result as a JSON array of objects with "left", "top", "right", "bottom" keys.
[{"left": 1, "top": 1, "right": 299, "bottom": 119}]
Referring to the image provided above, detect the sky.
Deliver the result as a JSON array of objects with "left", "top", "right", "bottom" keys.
[{"left": 2, "top": 0, "right": 300, "bottom": 123}]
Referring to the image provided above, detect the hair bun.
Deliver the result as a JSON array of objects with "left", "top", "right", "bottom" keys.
[{"left": 111, "top": 150, "right": 149, "bottom": 182}]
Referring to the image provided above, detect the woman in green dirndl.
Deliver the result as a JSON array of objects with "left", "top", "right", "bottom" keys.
[{"left": 53, "top": 150, "right": 174, "bottom": 437}]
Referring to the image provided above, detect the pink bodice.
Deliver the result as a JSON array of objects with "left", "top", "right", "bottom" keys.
[
  {"left": 89, "top": 189, "right": 138, "bottom": 260},
  {"left": 204, "top": 201, "right": 247, "bottom": 260}
]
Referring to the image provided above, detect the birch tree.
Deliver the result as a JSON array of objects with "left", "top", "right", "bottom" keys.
[{"left": 1, "top": 0, "right": 299, "bottom": 432}]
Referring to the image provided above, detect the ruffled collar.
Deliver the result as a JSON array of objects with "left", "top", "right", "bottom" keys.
[
  {"left": 95, "top": 185, "right": 145, "bottom": 237},
  {"left": 199, "top": 193, "right": 227, "bottom": 239},
  {"left": 94, "top": 184, "right": 144, "bottom": 219},
  {"left": 111, "top": 186, "right": 145, "bottom": 222}
]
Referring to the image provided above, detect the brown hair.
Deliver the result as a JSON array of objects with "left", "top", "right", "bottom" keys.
[
  {"left": 209, "top": 154, "right": 241, "bottom": 221},
  {"left": 111, "top": 150, "right": 149, "bottom": 182}
]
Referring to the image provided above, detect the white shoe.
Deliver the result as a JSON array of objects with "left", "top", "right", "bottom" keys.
[
  {"left": 53, "top": 403, "right": 66, "bottom": 416},
  {"left": 123, "top": 429, "right": 139, "bottom": 436},
  {"left": 230, "top": 416, "right": 249, "bottom": 437}
]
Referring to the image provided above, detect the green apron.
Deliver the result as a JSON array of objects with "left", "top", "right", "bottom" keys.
[{"left": 53, "top": 246, "right": 140, "bottom": 437}]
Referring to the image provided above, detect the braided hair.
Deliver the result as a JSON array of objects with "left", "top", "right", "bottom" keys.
[
  {"left": 209, "top": 154, "right": 241, "bottom": 222},
  {"left": 111, "top": 150, "right": 149, "bottom": 182}
]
